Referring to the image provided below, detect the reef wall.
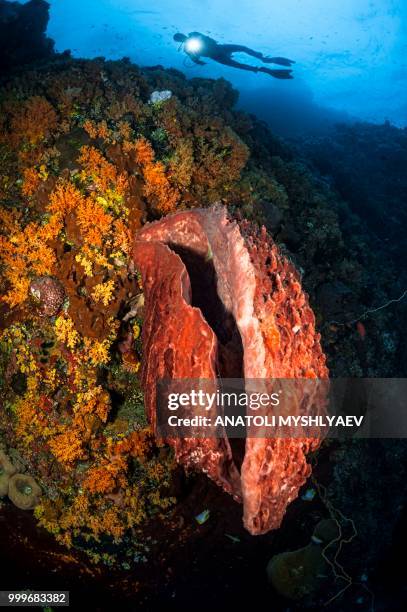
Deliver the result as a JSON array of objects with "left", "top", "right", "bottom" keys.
[{"left": 0, "top": 3, "right": 405, "bottom": 595}]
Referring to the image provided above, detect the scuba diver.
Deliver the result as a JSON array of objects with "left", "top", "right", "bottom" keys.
[{"left": 174, "top": 32, "right": 294, "bottom": 78}]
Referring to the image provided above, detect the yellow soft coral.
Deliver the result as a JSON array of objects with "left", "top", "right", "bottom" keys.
[
  {"left": 91, "top": 280, "right": 115, "bottom": 306},
  {"left": 54, "top": 315, "right": 80, "bottom": 349},
  {"left": 74, "top": 251, "right": 93, "bottom": 276},
  {"left": 13, "top": 373, "right": 41, "bottom": 442},
  {"left": 0, "top": 220, "right": 57, "bottom": 307},
  {"left": 132, "top": 322, "right": 140, "bottom": 340},
  {"left": 83, "top": 337, "right": 111, "bottom": 366}
]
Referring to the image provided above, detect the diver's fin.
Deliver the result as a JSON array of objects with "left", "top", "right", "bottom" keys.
[
  {"left": 259, "top": 67, "right": 293, "bottom": 79},
  {"left": 263, "top": 57, "right": 295, "bottom": 66}
]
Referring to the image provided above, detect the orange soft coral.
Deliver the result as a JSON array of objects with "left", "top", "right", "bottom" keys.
[
  {"left": 133, "top": 137, "right": 180, "bottom": 214},
  {"left": 112, "top": 429, "right": 152, "bottom": 459},
  {"left": 48, "top": 427, "right": 85, "bottom": 465},
  {"left": 0, "top": 207, "right": 21, "bottom": 235},
  {"left": 112, "top": 218, "right": 132, "bottom": 253},
  {"left": 78, "top": 145, "right": 128, "bottom": 196},
  {"left": 48, "top": 181, "right": 84, "bottom": 217},
  {"left": 76, "top": 196, "right": 112, "bottom": 247},
  {"left": 82, "top": 465, "right": 121, "bottom": 494},
  {"left": 73, "top": 387, "right": 111, "bottom": 424},
  {"left": 133, "top": 137, "right": 155, "bottom": 165},
  {"left": 83, "top": 119, "right": 111, "bottom": 141},
  {"left": 10, "top": 96, "right": 58, "bottom": 148},
  {"left": 0, "top": 221, "right": 58, "bottom": 307},
  {"left": 21, "top": 167, "right": 41, "bottom": 196}
]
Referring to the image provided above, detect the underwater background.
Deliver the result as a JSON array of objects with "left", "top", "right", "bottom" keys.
[
  {"left": 41, "top": 0, "right": 407, "bottom": 134},
  {"left": 0, "top": 1, "right": 406, "bottom": 611}
]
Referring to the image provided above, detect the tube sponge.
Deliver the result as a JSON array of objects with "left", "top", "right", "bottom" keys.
[{"left": 133, "top": 206, "right": 328, "bottom": 534}]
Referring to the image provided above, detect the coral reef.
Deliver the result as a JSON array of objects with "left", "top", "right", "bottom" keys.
[
  {"left": 0, "top": 45, "right": 404, "bottom": 592},
  {"left": 133, "top": 206, "right": 328, "bottom": 534}
]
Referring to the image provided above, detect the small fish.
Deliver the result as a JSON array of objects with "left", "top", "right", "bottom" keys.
[
  {"left": 356, "top": 321, "right": 366, "bottom": 340},
  {"left": 311, "top": 535, "right": 324, "bottom": 544},
  {"left": 195, "top": 509, "right": 210, "bottom": 525},
  {"left": 301, "top": 488, "right": 316, "bottom": 502},
  {"left": 225, "top": 533, "right": 240, "bottom": 543}
]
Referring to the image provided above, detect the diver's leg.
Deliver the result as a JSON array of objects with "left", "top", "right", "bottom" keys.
[
  {"left": 214, "top": 56, "right": 260, "bottom": 72},
  {"left": 258, "top": 66, "right": 293, "bottom": 79},
  {"left": 221, "top": 44, "right": 264, "bottom": 60},
  {"left": 215, "top": 57, "right": 292, "bottom": 78},
  {"left": 262, "top": 56, "right": 295, "bottom": 66},
  {"left": 222, "top": 45, "right": 295, "bottom": 67}
]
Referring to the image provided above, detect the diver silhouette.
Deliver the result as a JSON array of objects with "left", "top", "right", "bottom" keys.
[{"left": 174, "top": 32, "right": 294, "bottom": 78}]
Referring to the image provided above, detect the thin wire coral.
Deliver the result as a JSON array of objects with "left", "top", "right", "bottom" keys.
[{"left": 310, "top": 469, "right": 375, "bottom": 611}]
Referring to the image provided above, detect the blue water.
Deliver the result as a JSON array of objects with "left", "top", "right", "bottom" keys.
[{"left": 18, "top": 0, "right": 407, "bottom": 134}]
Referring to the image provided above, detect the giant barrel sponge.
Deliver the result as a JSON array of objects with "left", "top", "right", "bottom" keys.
[{"left": 133, "top": 206, "right": 328, "bottom": 535}]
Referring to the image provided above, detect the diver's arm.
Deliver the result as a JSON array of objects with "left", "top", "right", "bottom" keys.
[{"left": 189, "top": 54, "right": 206, "bottom": 65}]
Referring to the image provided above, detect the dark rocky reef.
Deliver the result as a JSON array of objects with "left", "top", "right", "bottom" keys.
[
  {"left": 299, "top": 121, "right": 407, "bottom": 263},
  {"left": 0, "top": 0, "right": 55, "bottom": 74}
]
